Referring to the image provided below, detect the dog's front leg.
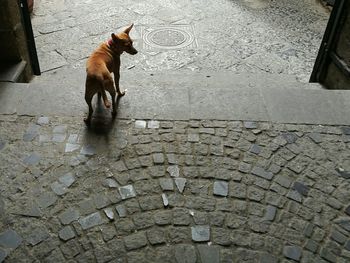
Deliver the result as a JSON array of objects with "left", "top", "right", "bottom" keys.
[
  {"left": 111, "top": 92, "right": 116, "bottom": 117},
  {"left": 113, "top": 59, "right": 125, "bottom": 97},
  {"left": 114, "top": 71, "right": 125, "bottom": 96}
]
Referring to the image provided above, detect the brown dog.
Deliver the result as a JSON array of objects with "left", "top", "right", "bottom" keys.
[{"left": 84, "top": 24, "right": 138, "bottom": 124}]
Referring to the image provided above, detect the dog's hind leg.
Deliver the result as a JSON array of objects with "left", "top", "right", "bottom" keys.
[
  {"left": 84, "top": 92, "right": 94, "bottom": 125},
  {"left": 84, "top": 78, "right": 99, "bottom": 125},
  {"left": 100, "top": 89, "right": 111, "bottom": 108},
  {"left": 104, "top": 76, "right": 117, "bottom": 116}
]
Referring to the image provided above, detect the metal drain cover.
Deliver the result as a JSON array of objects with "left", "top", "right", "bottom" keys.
[{"left": 141, "top": 25, "right": 197, "bottom": 50}]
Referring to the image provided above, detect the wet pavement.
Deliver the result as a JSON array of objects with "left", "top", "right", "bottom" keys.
[
  {"left": 2, "top": 0, "right": 350, "bottom": 263},
  {"left": 32, "top": 0, "right": 329, "bottom": 82}
]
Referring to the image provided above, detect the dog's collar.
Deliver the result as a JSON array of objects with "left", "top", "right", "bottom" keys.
[{"left": 106, "top": 38, "right": 113, "bottom": 47}]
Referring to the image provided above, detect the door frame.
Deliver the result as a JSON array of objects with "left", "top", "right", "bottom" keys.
[
  {"left": 310, "top": 0, "right": 349, "bottom": 83},
  {"left": 19, "top": 0, "right": 41, "bottom": 75}
]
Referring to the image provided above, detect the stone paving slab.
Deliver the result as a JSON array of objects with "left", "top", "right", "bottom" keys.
[
  {"left": 0, "top": 83, "right": 29, "bottom": 115},
  {"left": 117, "top": 84, "right": 191, "bottom": 120},
  {"left": 0, "top": 115, "right": 350, "bottom": 262},
  {"left": 32, "top": 0, "right": 329, "bottom": 82},
  {"left": 189, "top": 86, "right": 268, "bottom": 121},
  {"left": 263, "top": 88, "right": 350, "bottom": 125}
]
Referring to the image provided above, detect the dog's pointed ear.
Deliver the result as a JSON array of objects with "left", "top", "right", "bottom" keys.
[
  {"left": 111, "top": 33, "right": 118, "bottom": 42},
  {"left": 124, "top": 24, "right": 134, "bottom": 35}
]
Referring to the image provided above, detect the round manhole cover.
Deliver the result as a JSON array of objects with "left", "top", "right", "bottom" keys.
[
  {"left": 143, "top": 27, "right": 194, "bottom": 49},
  {"left": 151, "top": 29, "right": 186, "bottom": 47}
]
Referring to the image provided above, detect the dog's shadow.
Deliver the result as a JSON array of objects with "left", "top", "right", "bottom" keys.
[{"left": 84, "top": 96, "right": 122, "bottom": 136}]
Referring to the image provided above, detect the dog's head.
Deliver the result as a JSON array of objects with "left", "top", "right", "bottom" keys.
[{"left": 110, "top": 24, "right": 138, "bottom": 55}]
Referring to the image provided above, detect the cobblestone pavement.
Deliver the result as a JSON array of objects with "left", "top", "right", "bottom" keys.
[
  {"left": 32, "top": 0, "right": 329, "bottom": 82},
  {"left": 1, "top": 115, "right": 350, "bottom": 262}
]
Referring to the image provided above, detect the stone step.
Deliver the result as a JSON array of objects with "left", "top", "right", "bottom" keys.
[
  {"left": 0, "top": 61, "right": 27, "bottom": 83},
  {"left": 31, "top": 68, "right": 322, "bottom": 91},
  {"left": 1, "top": 69, "right": 349, "bottom": 125}
]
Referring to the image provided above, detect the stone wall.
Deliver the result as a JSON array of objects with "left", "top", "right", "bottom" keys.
[{"left": 0, "top": 0, "right": 33, "bottom": 81}]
